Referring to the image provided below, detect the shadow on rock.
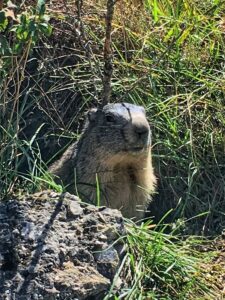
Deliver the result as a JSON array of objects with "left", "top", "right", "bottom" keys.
[{"left": 0, "top": 191, "right": 126, "bottom": 300}]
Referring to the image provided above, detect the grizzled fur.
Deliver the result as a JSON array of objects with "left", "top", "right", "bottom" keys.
[{"left": 49, "top": 103, "right": 156, "bottom": 220}]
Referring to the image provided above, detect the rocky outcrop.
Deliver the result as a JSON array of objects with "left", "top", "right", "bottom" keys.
[{"left": 0, "top": 191, "right": 126, "bottom": 300}]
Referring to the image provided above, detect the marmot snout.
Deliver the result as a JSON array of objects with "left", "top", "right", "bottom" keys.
[
  {"left": 49, "top": 103, "right": 156, "bottom": 220},
  {"left": 123, "top": 113, "right": 151, "bottom": 152}
]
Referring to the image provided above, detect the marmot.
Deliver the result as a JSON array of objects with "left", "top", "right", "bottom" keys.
[{"left": 49, "top": 103, "right": 156, "bottom": 220}]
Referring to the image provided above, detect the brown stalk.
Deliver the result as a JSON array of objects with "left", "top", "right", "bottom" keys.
[{"left": 101, "top": 0, "right": 117, "bottom": 107}]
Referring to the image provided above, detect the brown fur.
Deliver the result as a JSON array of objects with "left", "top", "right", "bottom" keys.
[{"left": 49, "top": 103, "right": 156, "bottom": 220}]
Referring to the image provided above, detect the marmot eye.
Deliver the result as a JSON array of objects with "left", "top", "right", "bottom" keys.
[{"left": 105, "top": 114, "right": 116, "bottom": 123}]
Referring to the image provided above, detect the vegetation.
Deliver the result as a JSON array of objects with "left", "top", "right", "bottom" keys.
[
  {"left": 110, "top": 0, "right": 225, "bottom": 234},
  {"left": 0, "top": 0, "right": 53, "bottom": 195},
  {"left": 106, "top": 220, "right": 221, "bottom": 299},
  {"left": 0, "top": 0, "right": 225, "bottom": 298}
]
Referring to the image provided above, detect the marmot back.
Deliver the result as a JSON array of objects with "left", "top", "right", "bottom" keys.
[{"left": 49, "top": 103, "right": 156, "bottom": 220}]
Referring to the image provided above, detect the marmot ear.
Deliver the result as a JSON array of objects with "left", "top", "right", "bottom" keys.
[{"left": 87, "top": 108, "right": 98, "bottom": 122}]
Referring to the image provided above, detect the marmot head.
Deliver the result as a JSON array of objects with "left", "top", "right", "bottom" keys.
[{"left": 86, "top": 103, "right": 151, "bottom": 156}]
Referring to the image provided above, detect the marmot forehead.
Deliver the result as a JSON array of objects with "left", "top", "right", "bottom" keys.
[{"left": 102, "top": 102, "right": 146, "bottom": 117}]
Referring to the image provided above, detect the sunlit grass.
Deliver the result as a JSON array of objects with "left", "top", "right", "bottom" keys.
[
  {"left": 0, "top": 1, "right": 224, "bottom": 298},
  {"left": 105, "top": 219, "right": 219, "bottom": 299},
  {"left": 83, "top": 0, "right": 225, "bottom": 233}
]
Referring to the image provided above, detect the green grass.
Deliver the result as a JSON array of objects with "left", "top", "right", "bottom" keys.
[
  {"left": 0, "top": 0, "right": 225, "bottom": 298},
  {"left": 93, "top": 0, "right": 225, "bottom": 233},
  {"left": 105, "top": 219, "right": 218, "bottom": 299}
]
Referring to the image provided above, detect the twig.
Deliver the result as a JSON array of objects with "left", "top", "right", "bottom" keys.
[{"left": 101, "top": 0, "right": 117, "bottom": 107}]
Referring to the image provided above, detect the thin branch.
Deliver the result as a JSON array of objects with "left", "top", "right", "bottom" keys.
[{"left": 101, "top": 0, "right": 117, "bottom": 107}]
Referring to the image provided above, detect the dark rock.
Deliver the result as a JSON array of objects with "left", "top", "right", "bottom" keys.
[{"left": 0, "top": 191, "right": 126, "bottom": 299}]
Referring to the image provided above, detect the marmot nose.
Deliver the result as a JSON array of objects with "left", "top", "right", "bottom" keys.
[{"left": 134, "top": 124, "right": 149, "bottom": 142}]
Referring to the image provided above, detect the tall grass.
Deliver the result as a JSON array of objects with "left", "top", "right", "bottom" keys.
[
  {"left": 1, "top": 0, "right": 224, "bottom": 228},
  {"left": 0, "top": 0, "right": 224, "bottom": 298},
  {"left": 0, "top": 2, "right": 58, "bottom": 196},
  {"left": 84, "top": 0, "right": 225, "bottom": 233}
]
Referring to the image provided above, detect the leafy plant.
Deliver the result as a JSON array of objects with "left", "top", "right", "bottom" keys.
[{"left": 0, "top": 0, "right": 52, "bottom": 197}]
